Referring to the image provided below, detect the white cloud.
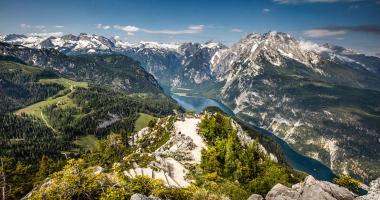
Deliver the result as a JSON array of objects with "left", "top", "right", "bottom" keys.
[
  {"left": 113, "top": 25, "right": 140, "bottom": 35},
  {"left": 304, "top": 29, "right": 347, "bottom": 37},
  {"left": 262, "top": 8, "right": 271, "bottom": 13},
  {"left": 141, "top": 25, "right": 204, "bottom": 35},
  {"left": 188, "top": 25, "right": 204, "bottom": 31},
  {"left": 230, "top": 28, "right": 243, "bottom": 32},
  {"left": 20, "top": 24, "right": 31, "bottom": 28},
  {"left": 97, "top": 24, "right": 111, "bottom": 30},
  {"left": 35, "top": 25, "right": 46, "bottom": 30},
  {"left": 299, "top": 40, "right": 331, "bottom": 53},
  {"left": 27, "top": 32, "right": 64, "bottom": 38},
  {"left": 113, "top": 24, "right": 204, "bottom": 35},
  {"left": 54, "top": 25, "right": 64, "bottom": 28}
]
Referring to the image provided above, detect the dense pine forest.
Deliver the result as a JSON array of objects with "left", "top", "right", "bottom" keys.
[{"left": 0, "top": 55, "right": 181, "bottom": 199}]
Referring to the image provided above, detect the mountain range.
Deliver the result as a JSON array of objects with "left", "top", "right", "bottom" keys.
[{"left": 1, "top": 31, "right": 380, "bottom": 183}]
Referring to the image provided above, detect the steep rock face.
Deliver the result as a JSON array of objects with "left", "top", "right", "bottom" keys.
[
  {"left": 117, "top": 43, "right": 182, "bottom": 87},
  {"left": 172, "top": 42, "right": 226, "bottom": 88},
  {"left": 210, "top": 32, "right": 380, "bottom": 182},
  {"left": 211, "top": 32, "right": 380, "bottom": 92}
]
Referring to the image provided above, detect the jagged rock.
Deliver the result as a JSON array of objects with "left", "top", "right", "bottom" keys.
[
  {"left": 355, "top": 178, "right": 380, "bottom": 200},
  {"left": 266, "top": 175, "right": 357, "bottom": 200},
  {"left": 130, "top": 193, "right": 161, "bottom": 200},
  {"left": 247, "top": 194, "right": 264, "bottom": 200},
  {"left": 266, "top": 183, "right": 300, "bottom": 200},
  {"left": 300, "top": 175, "right": 357, "bottom": 200}
]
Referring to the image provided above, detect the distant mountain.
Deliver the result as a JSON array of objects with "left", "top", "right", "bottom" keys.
[
  {"left": 210, "top": 32, "right": 380, "bottom": 91},
  {"left": 0, "top": 33, "right": 115, "bottom": 54},
  {"left": 0, "top": 42, "right": 162, "bottom": 94},
  {"left": 209, "top": 32, "right": 380, "bottom": 182},
  {"left": 0, "top": 33, "right": 227, "bottom": 88}
]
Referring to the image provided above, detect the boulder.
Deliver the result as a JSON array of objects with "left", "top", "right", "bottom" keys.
[
  {"left": 299, "top": 176, "right": 357, "bottom": 200},
  {"left": 266, "top": 183, "right": 300, "bottom": 200},
  {"left": 247, "top": 194, "right": 264, "bottom": 200},
  {"left": 265, "top": 175, "right": 358, "bottom": 200}
]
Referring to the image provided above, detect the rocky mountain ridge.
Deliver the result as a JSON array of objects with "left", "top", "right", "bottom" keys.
[
  {"left": 0, "top": 42, "right": 163, "bottom": 94},
  {"left": 208, "top": 32, "right": 380, "bottom": 182},
  {"left": 2, "top": 32, "right": 379, "bottom": 89},
  {"left": 0, "top": 33, "right": 227, "bottom": 87}
]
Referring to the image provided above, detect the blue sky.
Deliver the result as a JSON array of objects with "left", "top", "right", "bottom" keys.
[{"left": 1, "top": 0, "right": 380, "bottom": 55}]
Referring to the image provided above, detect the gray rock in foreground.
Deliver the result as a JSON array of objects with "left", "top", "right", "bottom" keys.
[
  {"left": 247, "top": 194, "right": 264, "bottom": 200},
  {"left": 264, "top": 175, "right": 358, "bottom": 200}
]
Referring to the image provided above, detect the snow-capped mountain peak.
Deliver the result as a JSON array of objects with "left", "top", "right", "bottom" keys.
[
  {"left": 210, "top": 31, "right": 380, "bottom": 81},
  {"left": 1, "top": 31, "right": 377, "bottom": 80}
]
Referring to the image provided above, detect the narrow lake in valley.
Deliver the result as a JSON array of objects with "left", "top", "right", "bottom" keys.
[{"left": 170, "top": 93, "right": 337, "bottom": 182}]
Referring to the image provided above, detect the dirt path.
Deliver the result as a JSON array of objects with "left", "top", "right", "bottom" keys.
[
  {"left": 174, "top": 118, "right": 206, "bottom": 162},
  {"left": 40, "top": 111, "right": 57, "bottom": 132}
]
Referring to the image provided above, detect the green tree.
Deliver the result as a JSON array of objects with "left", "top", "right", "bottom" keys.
[
  {"left": 248, "top": 163, "right": 290, "bottom": 195},
  {"left": 223, "top": 134, "right": 238, "bottom": 178},
  {"left": 34, "top": 155, "right": 52, "bottom": 184},
  {"left": 0, "top": 158, "right": 33, "bottom": 200},
  {"left": 148, "top": 118, "right": 157, "bottom": 128},
  {"left": 200, "top": 147, "right": 222, "bottom": 175},
  {"left": 100, "top": 187, "right": 130, "bottom": 200}
]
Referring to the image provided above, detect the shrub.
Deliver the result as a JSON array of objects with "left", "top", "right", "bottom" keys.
[{"left": 334, "top": 175, "right": 360, "bottom": 193}]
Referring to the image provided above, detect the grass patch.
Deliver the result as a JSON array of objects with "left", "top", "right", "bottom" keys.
[
  {"left": 134, "top": 113, "right": 156, "bottom": 132},
  {"left": 73, "top": 134, "right": 99, "bottom": 151},
  {"left": 15, "top": 78, "right": 88, "bottom": 118},
  {"left": 39, "top": 78, "right": 88, "bottom": 88},
  {"left": 0, "top": 60, "right": 42, "bottom": 73}
]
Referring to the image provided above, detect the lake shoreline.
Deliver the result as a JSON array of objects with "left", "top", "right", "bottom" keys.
[{"left": 169, "top": 92, "right": 339, "bottom": 182}]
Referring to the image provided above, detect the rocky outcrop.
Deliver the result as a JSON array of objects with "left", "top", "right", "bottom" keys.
[
  {"left": 355, "top": 178, "right": 380, "bottom": 200},
  {"left": 264, "top": 175, "right": 358, "bottom": 200},
  {"left": 247, "top": 194, "right": 264, "bottom": 200},
  {"left": 258, "top": 176, "right": 379, "bottom": 200}
]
